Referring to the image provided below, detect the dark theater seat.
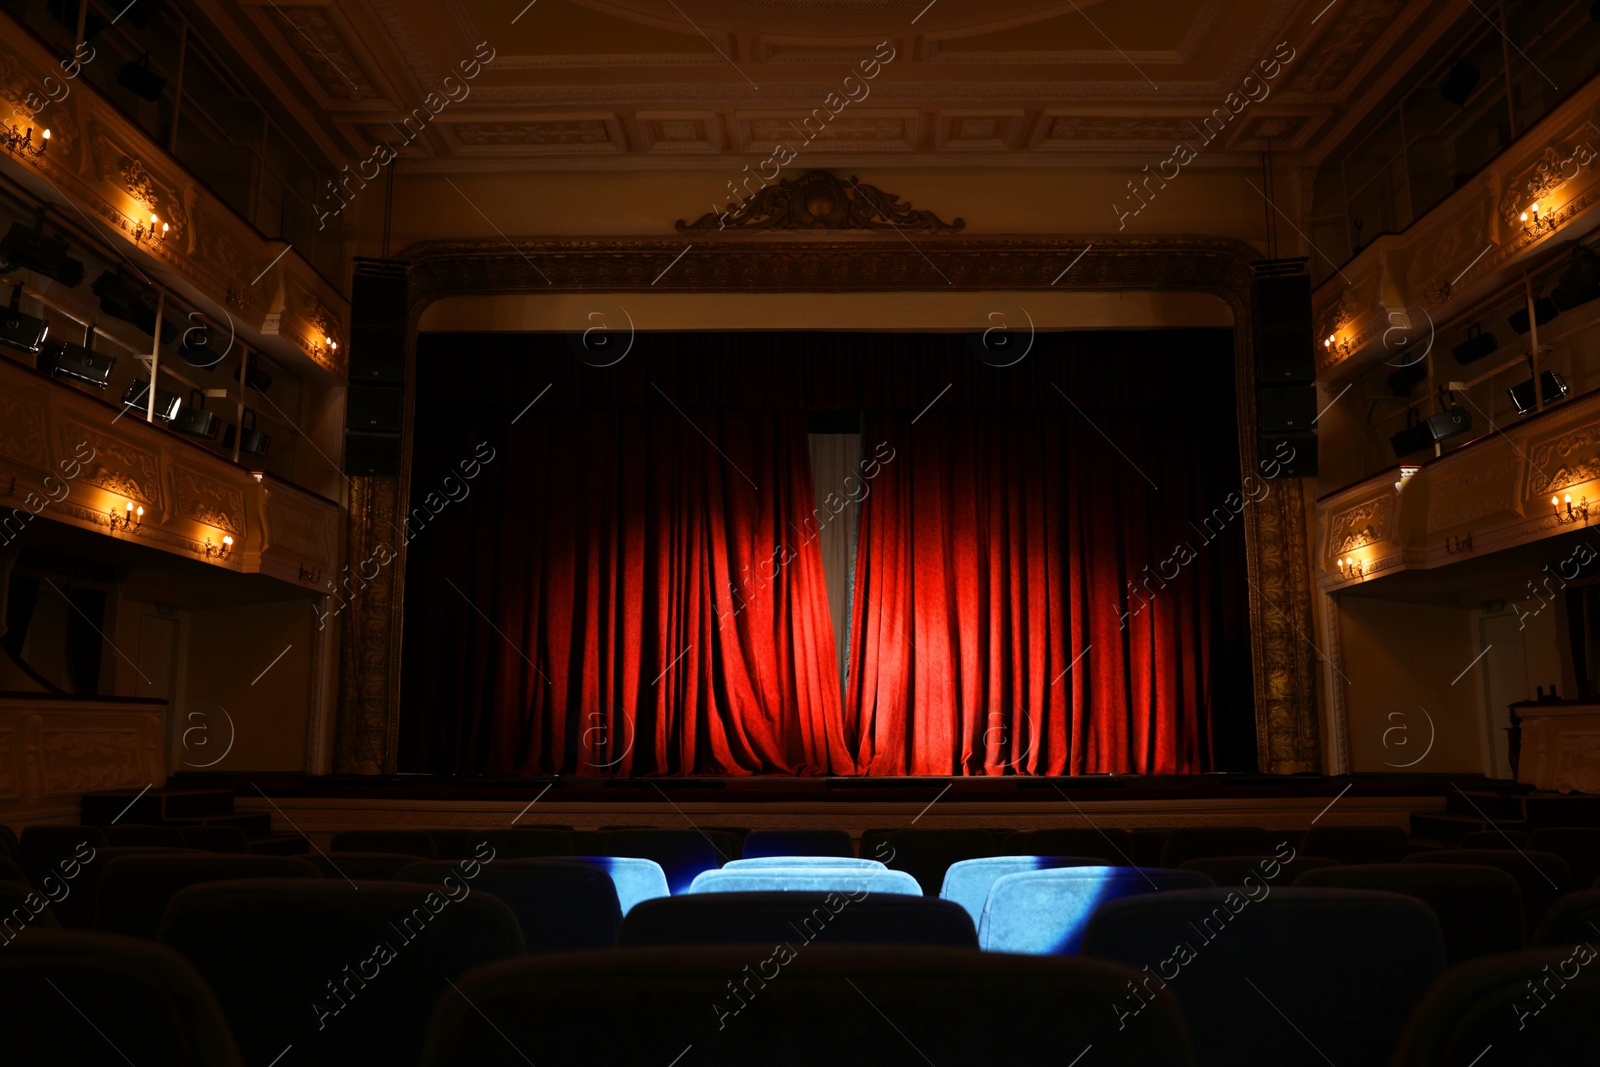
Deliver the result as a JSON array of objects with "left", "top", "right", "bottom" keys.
[
  {"left": 399, "top": 858, "right": 622, "bottom": 952},
  {"left": 740, "top": 828, "right": 854, "bottom": 859},
  {"left": 94, "top": 853, "right": 321, "bottom": 938},
  {"left": 1295, "top": 863, "right": 1525, "bottom": 964},
  {"left": 618, "top": 890, "right": 977, "bottom": 948},
  {"left": 329, "top": 829, "right": 438, "bottom": 858}
]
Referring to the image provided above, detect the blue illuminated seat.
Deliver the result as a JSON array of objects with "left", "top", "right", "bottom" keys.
[
  {"left": 884, "top": 829, "right": 997, "bottom": 894},
  {"left": 723, "top": 856, "right": 885, "bottom": 870},
  {"left": 1082, "top": 888, "right": 1444, "bottom": 1067},
  {"left": 604, "top": 830, "right": 725, "bottom": 895},
  {"left": 1016, "top": 827, "right": 1136, "bottom": 863},
  {"left": 618, "top": 891, "right": 976, "bottom": 948},
  {"left": 563, "top": 856, "right": 670, "bottom": 915},
  {"left": 687, "top": 867, "right": 922, "bottom": 896},
  {"left": 979, "top": 866, "right": 1213, "bottom": 955},
  {"left": 740, "top": 829, "right": 853, "bottom": 859},
  {"left": 940, "top": 856, "right": 1105, "bottom": 926}
]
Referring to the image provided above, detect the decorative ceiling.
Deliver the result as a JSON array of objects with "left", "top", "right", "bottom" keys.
[{"left": 201, "top": 0, "right": 1464, "bottom": 169}]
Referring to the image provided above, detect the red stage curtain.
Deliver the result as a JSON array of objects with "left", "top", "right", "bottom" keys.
[
  {"left": 406, "top": 408, "right": 854, "bottom": 776},
  {"left": 845, "top": 402, "right": 1245, "bottom": 776}
]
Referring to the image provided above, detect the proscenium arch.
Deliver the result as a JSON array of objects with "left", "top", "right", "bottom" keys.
[{"left": 332, "top": 233, "right": 1321, "bottom": 777}]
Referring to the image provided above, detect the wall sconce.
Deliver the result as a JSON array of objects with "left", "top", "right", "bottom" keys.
[
  {"left": 1323, "top": 333, "right": 1354, "bottom": 359},
  {"left": 1521, "top": 203, "right": 1557, "bottom": 235},
  {"left": 1445, "top": 533, "right": 1474, "bottom": 555},
  {"left": 1, "top": 124, "right": 48, "bottom": 159},
  {"left": 1338, "top": 557, "right": 1364, "bottom": 580},
  {"left": 205, "top": 534, "right": 234, "bottom": 560},
  {"left": 311, "top": 333, "right": 339, "bottom": 360},
  {"left": 1553, "top": 493, "right": 1589, "bottom": 525},
  {"left": 109, "top": 501, "right": 144, "bottom": 533},
  {"left": 132, "top": 213, "right": 167, "bottom": 243}
]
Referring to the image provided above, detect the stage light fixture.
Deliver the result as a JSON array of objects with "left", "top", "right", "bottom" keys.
[
  {"left": 121, "top": 379, "right": 182, "bottom": 422},
  {"left": 1390, "top": 405, "right": 1472, "bottom": 458},
  {"left": 0, "top": 287, "right": 48, "bottom": 355},
  {"left": 0, "top": 222, "right": 84, "bottom": 286},
  {"left": 1441, "top": 59, "right": 1480, "bottom": 106},
  {"left": 223, "top": 409, "right": 271, "bottom": 457},
  {"left": 1386, "top": 363, "right": 1426, "bottom": 397},
  {"left": 172, "top": 389, "right": 222, "bottom": 439},
  {"left": 1508, "top": 296, "right": 1559, "bottom": 335},
  {"left": 116, "top": 54, "right": 167, "bottom": 102},
  {"left": 92, "top": 270, "right": 177, "bottom": 342},
  {"left": 41, "top": 339, "right": 115, "bottom": 389},
  {"left": 1451, "top": 323, "right": 1497, "bottom": 365},
  {"left": 1509, "top": 371, "right": 1569, "bottom": 416}
]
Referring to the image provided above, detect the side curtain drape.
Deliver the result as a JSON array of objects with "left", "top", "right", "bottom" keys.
[{"left": 405, "top": 406, "right": 854, "bottom": 776}]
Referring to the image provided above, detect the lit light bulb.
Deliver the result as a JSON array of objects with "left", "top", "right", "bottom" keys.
[
  {"left": 125, "top": 502, "right": 133, "bottom": 514},
  {"left": 135, "top": 505, "right": 144, "bottom": 518},
  {"left": 222, "top": 535, "right": 233, "bottom": 546}
]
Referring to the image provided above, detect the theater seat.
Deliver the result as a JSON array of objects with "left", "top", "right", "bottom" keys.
[
  {"left": 687, "top": 867, "right": 922, "bottom": 896},
  {"left": 420, "top": 945, "right": 1194, "bottom": 1067},
  {"left": 27, "top": 845, "right": 190, "bottom": 929},
  {"left": 1407, "top": 849, "right": 1570, "bottom": 929},
  {"left": 1458, "top": 829, "right": 1528, "bottom": 849},
  {"left": 0, "top": 823, "right": 17, "bottom": 857},
  {"left": 179, "top": 826, "right": 250, "bottom": 853},
  {"left": 1016, "top": 827, "right": 1136, "bottom": 864},
  {"left": 1082, "top": 888, "right": 1445, "bottom": 1067},
  {"left": 1529, "top": 827, "right": 1600, "bottom": 891},
  {"left": 160, "top": 879, "right": 524, "bottom": 1066},
  {"left": 1392, "top": 948, "right": 1600, "bottom": 1065},
  {"left": 329, "top": 830, "right": 437, "bottom": 858},
  {"left": 618, "top": 891, "right": 977, "bottom": 948},
  {"left": 979, "top": 866, "right": 1214, "bottom": 955},
  {"left": 940, "top": 856, "right": 1105, "bottom": 926},
  {"left": 884, "top": 829, "right": 997, "bottom": 894},
  {"left": 470, "top": 828, "right": 574, "bottom": 859},
  {"left": 1299, "top": 824, "right": 1412, "bottom": 864},
  {"left": 723, "top": 856, "right": 885, "bottom": 870},
  {"left": 1160, "top": 827, "right": 1277, "bottom": 866},
  {"left": 104, "top": 824, "right": 189, "bottom": 848},
  {"left": 1294, "top": 863, "right": 1524, "bottom": 964},
  {"left": 0, "top": 931, "right": 244, "bottom": 1066},
  {"left": 94, "top": 853, "right": 321, "bottom": 938},
  {"left": 1530, "top": 889, "right": 1600, "bottom": 947},
  {"left": 399, "top": 858, "right": 622, "bottom": 952},
  {"left": 311, "top": 852, "right": 423, "bottom": 881},
  {"left": 427, "top": 827, "right": 577, "bottom": 860},
  {"left": 1, "top": 879, "right": 61, "bottom": 943},
  {"left": 560, "top": 856, "right": 670, "bottom": 915},
  {"left": 604, "top": 829, "right": 725, "bottom": 895},
  {"left": 0, "top": 856, "right": 29, "bottom": 885},
  {"left": 1178, "top": 854, "right": 1338, "bottom": 886},
  {"left": 18, "top": 825, "right": 108, "bottom": 888},
  {"left": 740, "top": 828, "right": 853, "bottom": 859}
]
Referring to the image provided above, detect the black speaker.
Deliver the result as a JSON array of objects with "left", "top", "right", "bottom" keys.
[
  {"left": 1257, "top": 385, "right": 1318, "bottom": 432},
  {"left": 349, "top": 324, "right": 405, "bottom": 382},
  {"left": 347, "top": 383, "right": 404, "bottom": 433},
  {"left": 345, "top": 432, "right": 402, "bottom": 477},
  {"left": 1258, "top": 433, "right": 1317, "bottom": 478},
  {"left": 1252, "top": 266, "right": 1314, "bottom": 384},
  {"left": 350, "top": 259, "right": 408, "bottom": 384}
]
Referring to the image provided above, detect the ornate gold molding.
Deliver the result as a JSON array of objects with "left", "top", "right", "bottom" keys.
[
  {"left": 677, "top": 169, "right": 965, "bottom": 233},
  {"left": 336, "top": 230, "right": 1322, "bottom": 775}
]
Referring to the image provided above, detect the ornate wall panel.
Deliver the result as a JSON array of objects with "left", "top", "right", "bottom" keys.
[
  {"left": 0, "top": 699, "right": 166, "bottom": 823},
  {"left": 332, "top": 179, "right": 1324, "bottom": 775}
]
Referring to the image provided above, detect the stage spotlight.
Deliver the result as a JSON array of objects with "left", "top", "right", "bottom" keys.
[
  {"left": 116, "top": 54, "right": 166, "bottom": 103},
  {"left": 232, "top": 363, "right": 272, "bottom": 393},
  {"left": 1509, "top": 371, "right": 1569, "bottom": 416},
  {"left": 121, "top": 379, "right": 182, "bottom": 422},
  {"left": 1451, "top": 323, "right": 1497, "bottom": 365},
  {"left": 92, "top": 270, "right": 177, "bottom": 342},
  {"left": 1441, "top": 59, "right": 1480, "bottom": 106},
  {"left": 1552, "top": 246, "right": 1600, "bottom": 311},
  {"left": 1390, "top": 406, "right": 1473, "bottom": 458},
  {"left": 1386, "top": 363, "right": 1426, "bottom": 397},
  {"left": 0, "top": 222, "right": 85, "bottom": 286},
  {"left": 1508, "top": 296, "right": 1559, "bottom": 335},
  {"left": 1, "top": 288, "right": 48, "bottom": 355},
  {"left": 173, "top": 390, "right": 221, "bottom": 439},
  {"left": 41, "top": 339, "right": 115, "bottom": 389},
  {"left": 223, "top": 409, "right": 271, "bottom": 456}
]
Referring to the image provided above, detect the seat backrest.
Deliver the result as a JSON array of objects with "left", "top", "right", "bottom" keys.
[
  {"left": 0, "top": 930, "right": 244, "bottom": 1066},
  {"left": 421, "top": 944, "right": 1195, "bottom": 1067},
  {"left": 0, "top": 823, "right": 17, "bottom": 857},
  {"left": 398, "top": 858, "right": 621, "bottom": 952},
  {"left": 470, "top": 828, "right": 575, "bottom": 859},
  {"left": 723, "top": 856, "right": 885, "bottom": 870},
  {"left": 687, "top": 867, "right": 922, "bottom": 896},
  {"left": 1017, "top": 827, "right": 1136, "bottom": 864},
  {"left": 618, "top": 891, "right": 977, "bottom": 948},
  {"left": 604, "top": 830, "right": 726, "bottom": 894},
  {"left": 94, "top": 853, "right": 321, "bottom": 938},
  {"left": 0, "top": 878, "right": 61, "bottom": 945},
  {"left": 1528, "top": 827, "right": 1600, "bottom": 890},
  {"left": 160, "top": 879, "right": 524, "bottom": 1066},
  {"left": 312, "top": 852, "right": 426, "bottom": 881},
  {"left": 1082, "top": 887, "right": 1445, "bottom": 1067},
  {"left": 979, "top": 866, "right": 1215, "bottom": 955},
  {"left": 1407, "top": 850, "right": 1570, "bottom": 928},
  {"left": 0, "top": 855, "right": 30, "bottom": 885},
  {"left": 179, "top": 826, "right": 250, "bottom": 853},
  {"left": 740, "top": 828, "right": 854, "bottom": 859},
  {"left": 1458, "top": 829, "right": 1528, "bottom": 849},
  {"left": 1294, "top": 862, "right": 1525, "bottom": 964},
  {"left": 21, "top": 843, "right": 187, "bottom": 928},
  {"left": 1300, "top": 824, "right": 1412, "bottom": 863},
  {"left": 1159, "top": 827, "right": 1276, "bottom": 866},
  {"left": 1392, "top": 947, "right": 1600, "bottom": 1066},
  {"left": 1530, "top": 888, "right": 1600, "bottom": 948},
  {"left": 564, "top": 856, "right": 671, "bottom": 915},
  {"left": 1178, "top": 854, "right": 1339, "bottom": 887},
  {"left": 18, "top": 825, "right": 108, "bottom": 888},
  {"left": 884, "top": 829, "right": 997, "bottom": 894},
  {"left": 329, "top": 829, "right": 437, "bottom": 858},
  {"left": 940, "top": 856, "right": 1106, "bottom": 926},
  {"left": 104, "top": 824, "right": 189, "bottom": 848}
]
